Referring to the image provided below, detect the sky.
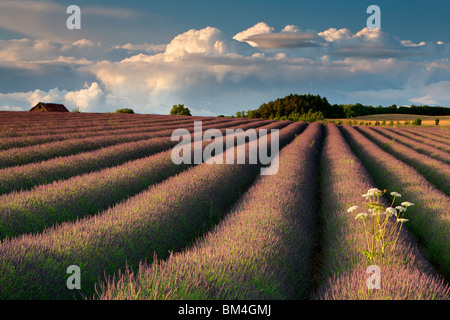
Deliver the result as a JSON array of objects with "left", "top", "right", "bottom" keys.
[{"left": 0, "top": 0, "right": 449, "bottom": 115}]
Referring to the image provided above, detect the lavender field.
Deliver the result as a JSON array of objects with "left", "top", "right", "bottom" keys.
[{"left": 0, "top": 111, "right": 448, "bottom": 300}]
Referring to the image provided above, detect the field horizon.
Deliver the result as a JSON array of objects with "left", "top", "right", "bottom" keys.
[{"left": 333, "top": 113, "right": 450, "bottom": 127}]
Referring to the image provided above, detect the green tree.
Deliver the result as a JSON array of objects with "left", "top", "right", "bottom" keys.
[
  {"left": 170, "top": 104, "right": 191, "bottom": 116},
  {"left": 114, "top": 108, "right": 134, "bottom": 114}
]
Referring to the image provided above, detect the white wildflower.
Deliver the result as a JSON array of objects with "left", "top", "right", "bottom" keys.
[
  {"left": 395, "top": 206, "right": 406, "bottom": 212},
  {"left": 355, "top": 213, "right": 368, "bottom": 220},
  {"left": 401, "top": 202, "right": 414, "bottom": 207},
  {"left": 397, "top": 218, "right": 409, "bottom": 223},
  {"left": 390, "top": 192, "right": 401, "bottom": 197},
  {"left": 385, "top": 207, "right": 397, "bottom": 217},
  {"left": 367, "top": 188, "right": 381, "bottom": 195},
  {"left": 347, "top": 206, "right": 359, "bottom": 212}
]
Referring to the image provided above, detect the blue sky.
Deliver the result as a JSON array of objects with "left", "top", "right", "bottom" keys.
[{"left": 0, "top": 0, "right": 449, "bottom": 115}]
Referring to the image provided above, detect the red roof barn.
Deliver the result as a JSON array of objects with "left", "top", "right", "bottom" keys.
[{"left": 29, "top": 102, "right": 69, "bottom": 112}]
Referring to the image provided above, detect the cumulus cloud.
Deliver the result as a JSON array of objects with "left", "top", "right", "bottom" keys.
[
  {"left": 0, "top": 82, "right": 105, "bottom": 112},
  {"left": 318, "top": 28, "right": 353, "bottom": 42},
  {"left": 233, "top": 22, "right": 321, "bottom": 49},
  {"left": 64, "top": 82, "right": 104, "bottom": 111},
  {"left": 165, "top": 27, "right": 254, "bottom": 60},
  {"left": 233, "top": 22, "right": 274, "bottom": 46},
  {"left": 1, "top": 21, "right": 450, "bottom": 115}
]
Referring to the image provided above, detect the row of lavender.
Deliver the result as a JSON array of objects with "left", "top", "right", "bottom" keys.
[
  {"left": 0, "top": 120, "right": 289, "bottom": 239},
  {"left": 340, "top": 125, "right": 450, "bottom": 282},
  {"left": 391, "top": 127, "right": 450, "bottom": 152},
  {"left": 0, "top": 112, "right": 189, "bottom": 132},
  {"left": 1, "top": 114, "right": 261, "bottom": 147},
  {"left": 354, "top": 126, "right": 450, "bottom": 196},
  {"left": 0, "top": 111, "right": 448, "bottom": 299},
  {"left": 0, "top": 114, "right": 189, "bottom": 136},
  {"left": 94, "top": 123, "right": 449, "bottom": 299},
  {"left": 0, "top": 117, "right": 229, "bottom": 150},
  {"left": 313, "top": 124, "right": 449, "bottom": 299},
  {"left": 402, "top": 127, "right": 450, "bottom": 144},
  {"left": 96, "top": 122, "right": 323, "bottom": 299},
  {"left": 0, "top": 121, "right": 306, "bottom": 299},
  {"left": 0, "top": 118, "right": 268, "bottom": 168},
  {"left": 368, "top": 126, "right": 450, "bottom": 164},
  {"left": 0, "top": 119, "right": 272, "bottom": 195}
]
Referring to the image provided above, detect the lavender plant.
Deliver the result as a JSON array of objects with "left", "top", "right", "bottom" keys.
[
  {"left": 341, "top": 125, "right": 450, "bottom": 281},
  {"left": 355, "top": 126, "right": 450, "bottom": 196}
]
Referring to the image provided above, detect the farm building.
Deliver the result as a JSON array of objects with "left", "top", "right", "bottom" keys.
[{"left": 29, "top": 102, "right": 69, "bottom": 112}]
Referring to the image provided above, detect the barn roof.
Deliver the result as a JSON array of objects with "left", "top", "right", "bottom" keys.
[{"left": 31, "top": 102, "right": 69, "bottom": 112}]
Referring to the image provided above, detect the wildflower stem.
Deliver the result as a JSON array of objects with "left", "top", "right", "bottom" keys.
[{"left": 391, "top": 221, "right": 404, "bottom": 252}]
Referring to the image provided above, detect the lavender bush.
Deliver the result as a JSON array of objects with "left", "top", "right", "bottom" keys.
[
  {"left": 355, "top": 126, "right": 450, "bottom": 196},
  {"left": 340, "top": 124, "right": 450, "bottom": 282},
  {"left": 313, "top": 124, "right": 449, "bottom": 300},
  {"left": 0, "top": 118, "right": 267, "bottom": 168},
  {"left": 0, "top": 122, "right": 306, "bottom": 299},
  {"left": 0, "top": 121, "right": 285, "bottom": 239},
  {"left": 95, "top": 123, "right": 323, "bottom": 300},
  {"left": 0, "top": 119, "right": 267, "bottom": 195},
  {"left": 370, "top": 127, "right": 450, "bottom": 165},
  {"left": 392, "top": 128, "right": 450, "bottom": 152}
]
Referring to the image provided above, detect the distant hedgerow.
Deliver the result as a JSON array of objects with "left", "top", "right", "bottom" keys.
[{"left": 114, "top": 108, "right": 134, "bottom": 114}]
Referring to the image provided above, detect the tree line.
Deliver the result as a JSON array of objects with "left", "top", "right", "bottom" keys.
[{"left": 234, "top": 94, "right": 450, "bottom": 121}]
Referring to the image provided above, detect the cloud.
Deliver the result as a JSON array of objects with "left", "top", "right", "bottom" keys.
[
  {"left": 0, "top": 82, "right": 105, "bottom": 112},
  {"left": 233, "top": 22, "right": 321, "bottom": 49},
  {"left": 114, "top": 43, "right": 167, "bottom": 54},
  {"left": 64, "top": 82, "right": 104, "bottom": 111},
  {"left": 318, "top": 28, "right": 353, "bottom": 42},
  {"left": 409, "top": 81, "right": 450, "bottom": 105},
  {"left": 233, "top": 22, "right": 274, "bottom": 46},
  {"left": 0, "top": 0, "right": 142, "bottom": 44},
  {"left": 401, "top": 40, "right": 427, "bottom": 47},
  {"left": 316, "top": 27, "right": 439, "bottom": 59},
  {"left": 242, "top": 32, "right": 321, "bottom": 49},
  {"left": 1, "top": 22, "right": 450, "bottom": 115},
  {"left": 165, "top": 27, "right": 254, "bottom": 60}
]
